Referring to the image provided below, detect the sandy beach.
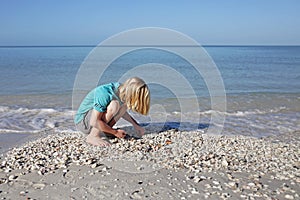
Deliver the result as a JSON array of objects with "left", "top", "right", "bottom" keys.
[{"left": 1, "top": 128, "right": 299, "bottom": 200}]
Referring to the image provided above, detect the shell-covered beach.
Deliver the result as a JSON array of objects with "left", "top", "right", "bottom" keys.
[{"left": 1, "top": 128, "right": 299, "bottom": 199}]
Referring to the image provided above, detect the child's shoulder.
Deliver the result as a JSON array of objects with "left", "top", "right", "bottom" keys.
[{"left": 95, "top": 82, "right": 119, "bottom": 92}]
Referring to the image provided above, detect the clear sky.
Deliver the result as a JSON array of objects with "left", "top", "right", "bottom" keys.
[{"left": 0, "top": 0, "right": 299, "bottom": 45}]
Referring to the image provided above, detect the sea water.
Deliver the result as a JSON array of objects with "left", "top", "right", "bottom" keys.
[{"left": 0, "top": 46, "right": 299, "bottom": 146}]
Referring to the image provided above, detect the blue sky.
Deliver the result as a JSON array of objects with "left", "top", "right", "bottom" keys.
[{"left": 0, "top": 0, "right": 299, "bottom": 45}]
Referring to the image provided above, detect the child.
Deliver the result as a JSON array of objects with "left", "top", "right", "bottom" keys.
[{"left": 74, "top": 77, "right": 150, "bottom": 146}]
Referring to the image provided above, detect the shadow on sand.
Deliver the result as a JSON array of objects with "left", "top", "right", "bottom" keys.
[{"left": 116, "top": 122, "right": 210, "bottom": 140}]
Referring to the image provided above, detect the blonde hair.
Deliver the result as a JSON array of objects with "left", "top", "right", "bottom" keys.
[{"left": 119, "top": 77, "right": 150, "bottom": 115}]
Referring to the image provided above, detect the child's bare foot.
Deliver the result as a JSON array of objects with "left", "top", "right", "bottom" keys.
[{"left": 86, "top": 134, "right": 111, "bottom": 147}]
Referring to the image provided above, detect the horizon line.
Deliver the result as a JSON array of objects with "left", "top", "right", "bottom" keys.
[{"left": 0, "top": 44, "right": 300, "bottom": 48}]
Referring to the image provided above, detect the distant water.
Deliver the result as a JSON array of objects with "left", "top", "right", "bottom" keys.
[{"left": 0, "top": 46, "right": 299, "bottom": 141}]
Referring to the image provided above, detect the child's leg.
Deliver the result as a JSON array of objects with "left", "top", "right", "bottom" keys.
[
  {"left": 86, "top": 127, "right": 110, "bottom": 146},
  {"left": 102, "top": 100, "right": 127, "bottom": 127},
  {"left": 86, "top": 100, "right": 126, "bottom": 146}
]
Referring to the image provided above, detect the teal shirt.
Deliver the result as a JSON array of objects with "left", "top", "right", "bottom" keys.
[{"left": 74, "top": 82, "right": 121, "bottom": 124}]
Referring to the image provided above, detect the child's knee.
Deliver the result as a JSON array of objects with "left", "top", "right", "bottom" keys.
[{"left": 107, "top": 100, "right": 120, "bottom": 114}]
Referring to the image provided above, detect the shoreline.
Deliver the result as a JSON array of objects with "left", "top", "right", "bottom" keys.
[
  {"left": 0, "top": 133, "right": 41, "bottom": 155},
  {"left": 0, "top": 131, "right": 53, "bottom": 155},
  {"left": 1, "top": 129, "right": 299, "bottom": 199}
]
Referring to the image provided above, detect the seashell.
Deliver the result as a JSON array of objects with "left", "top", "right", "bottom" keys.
[
  {"left": 193, "top": 176, "right": 202, "bottom": 183},
  {"left": 32, "top": 183, "right": 46, "bottom": 190},
  {"left": 165, "top": 140, "right": 172, "bottom": 145},
  {"left": 227, "top": 182, "right": 238, "bottom": 189},
  {"left": 8, "top": 175, "right": 18, "bottom": 181},
  {"left": 212, "top": 181, "right": 220, "bottom": 185},
  {"left": 221, "top": 159, "right": 228, "bottom": 167},
  {"left": 91, "top": 163, "right": 97, "bottom": 168},
  {"left": 284, "top": 194, "right": 294, "bottom": 200}
]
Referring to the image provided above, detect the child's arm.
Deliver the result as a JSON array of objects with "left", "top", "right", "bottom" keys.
[
  {"left": 122, "top": 111, "right": 139, "bottom": 126},
  {"left": 122, "top": 112, "right": 145, "bottom": 136},
  {"left": 90, "top": 110, "right": 126, "bottom": 138}
]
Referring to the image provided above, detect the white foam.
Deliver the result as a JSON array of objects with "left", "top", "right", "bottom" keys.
[
  {"left": 0, "top": 105, "right": 298, "bottom": 137},
  {"left": 0, "top": 106, "right": 75, "bottom": 133},
  {"left": 200, "top": 107, "right": 288, "bottom": 117}
]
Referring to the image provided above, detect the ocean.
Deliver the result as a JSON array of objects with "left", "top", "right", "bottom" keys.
[{"left": 0, "top": 46, "right": 299, "bottom": 151}]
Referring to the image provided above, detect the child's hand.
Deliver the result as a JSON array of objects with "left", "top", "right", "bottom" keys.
[
  {"left": 115, "top": 129, "right": 126, "bottom": 138},
  {"left": 134, "top": 125, "right": 145, "bottom": 136}
]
